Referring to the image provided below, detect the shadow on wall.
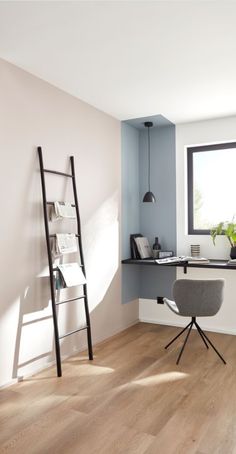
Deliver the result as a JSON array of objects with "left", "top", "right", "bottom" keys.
[
  {"left": 0, "top": 150, "right": 55, "bottom": 383},
  {"left": 1, "top": 150, "right": 72, "bottom": 383},
  {"left": 12, "top": 275, "right": 52, "bottom": 379},
  {"left": 10, "top": 186, "right": 122, "bottom": 381}
]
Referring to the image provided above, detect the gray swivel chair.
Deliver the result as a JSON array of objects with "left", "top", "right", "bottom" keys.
[{"left": 164, "top": 279, "right": 226, "bottom": 365}]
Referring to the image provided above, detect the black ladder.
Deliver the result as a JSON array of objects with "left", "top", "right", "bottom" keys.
[{"left": 38, "top": 146, "right": 93, "bottom": 377}]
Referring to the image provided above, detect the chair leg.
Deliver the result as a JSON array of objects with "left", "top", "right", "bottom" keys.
[
  {"left": 165, "top": 321, "right": 192, "bottom": 349},
  {"left": 194, "top": 322, "right": 209, "bottom": 349},
  {"left": 195, "top": 322, "right": 226, "bottom": 365},
  {"left": 176, "top": 322, "right": 193, "bottom": 365}
]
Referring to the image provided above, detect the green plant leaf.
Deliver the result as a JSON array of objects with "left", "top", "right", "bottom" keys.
[{"left": 211, "top": 221, "right": 236, "bottom": 247}]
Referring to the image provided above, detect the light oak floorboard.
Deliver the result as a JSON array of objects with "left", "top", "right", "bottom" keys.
[{"left": 0, "top": 322, "right": 235, "bottom": 454}]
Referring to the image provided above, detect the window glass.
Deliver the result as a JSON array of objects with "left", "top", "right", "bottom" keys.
[{"left": 188, "top": 143, "right": 236, "bottom": 233}]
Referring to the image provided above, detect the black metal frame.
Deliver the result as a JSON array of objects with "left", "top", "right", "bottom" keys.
[
  {"left": 38, "top": 146, "right": 93, "bottom": 377},
  {"left": 187, "top": 142, "right": 236, "bottom": 235},
  {"left": 165, "top": 317, "right": 226, "bottom": 365}
]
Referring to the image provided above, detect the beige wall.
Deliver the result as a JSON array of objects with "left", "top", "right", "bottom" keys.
[{"left": 0, "top": 59, "right": 138, "bottom": 387}]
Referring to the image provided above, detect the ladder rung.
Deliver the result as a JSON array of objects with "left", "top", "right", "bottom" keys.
[
  {"left": 49, "top": 233, "right": 80, "bottom": 238},
  {"left": 56, "top": 296, "right": 85, "bottom": 305},
  {"left": 59, "top": 326, "right": 88, "bottom": 339},
  {"left": 46, "top": 201, "right": 75, "bottom": 207},
  {"left": 44, "top": 169, "right": 73, "bottom": 178}
]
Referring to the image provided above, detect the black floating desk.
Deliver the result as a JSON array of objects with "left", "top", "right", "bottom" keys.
[{"left": 122, "top": 258, "right": 236, "bottom": 274}]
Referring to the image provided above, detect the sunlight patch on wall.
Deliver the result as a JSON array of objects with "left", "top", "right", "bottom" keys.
[{"left": 83, "top": 192, "right": 119, "bottom": 311}]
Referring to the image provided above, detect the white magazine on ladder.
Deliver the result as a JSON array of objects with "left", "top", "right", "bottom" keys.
[
  {"left": 56, "top": 233, "right": 77, "bottom": 254},
  {"left": 58, "top": 263, "right": 86, "bottom": 287},
  {"left": 51, "top": 202, "right": 76, "bottom": 221}
]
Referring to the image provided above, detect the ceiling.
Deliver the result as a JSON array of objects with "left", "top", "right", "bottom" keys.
[{"left": 0, "top": 1, "right": 236, "bottom": 124}]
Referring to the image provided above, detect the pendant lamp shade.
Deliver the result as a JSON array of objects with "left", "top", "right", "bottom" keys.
[
  {"left": 143, "top": 191, "right": 156, "bottom": 203},
  {"left": 142, "top": 121, "right": 156, "bottom": 203}
]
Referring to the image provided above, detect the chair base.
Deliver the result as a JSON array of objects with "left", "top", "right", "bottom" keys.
[{"left": 165, "top": 317, "right": 226, "bottom": 365}]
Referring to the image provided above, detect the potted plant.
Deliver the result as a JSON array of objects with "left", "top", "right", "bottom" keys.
[{"left": 211, "top": 221, "right": 236, "bottom": 259}]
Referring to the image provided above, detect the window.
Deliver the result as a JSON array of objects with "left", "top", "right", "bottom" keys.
[{"left": 187, "top": 142, "right": 236, "bottom": 234}]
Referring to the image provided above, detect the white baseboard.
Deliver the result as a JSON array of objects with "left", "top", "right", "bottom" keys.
[
  {"left": 91, "top": 319, "right": 139, "bottom": 348},
  {"left": 0, "top": 318, "right": 139, "bottom": 390},
  {"left": 139, "top": 317, "right": 236, "bottom": 336}
]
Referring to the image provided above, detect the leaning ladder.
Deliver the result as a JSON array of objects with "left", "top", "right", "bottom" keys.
[{"left": 38, "top": 146, "right": 93, "bottom": 377}]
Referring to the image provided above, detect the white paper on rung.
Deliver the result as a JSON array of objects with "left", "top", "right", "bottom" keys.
[
  {"left": 56, "top": 233, "right": 77, "bottom": 254},
  {"left": 52, "top": 202, "right": 76, "bottom": 220},
  {"left": 58, "top": 263, "right": 86, "bottom": 287}
]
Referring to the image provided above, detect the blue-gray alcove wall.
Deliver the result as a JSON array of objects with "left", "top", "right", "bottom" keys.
[
  {"left": 121, "top": 122, "right": 141, "bottom": 303},
  {"left": 121, "top": 114, "right": 176, "bottom": 303}
]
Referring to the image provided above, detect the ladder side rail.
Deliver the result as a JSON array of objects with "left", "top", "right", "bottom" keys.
[
  {"left": 37, "top": 146, "right": 62, "bottom": 377},
  {"left": 70, "top": 156, "right": 93, "bottom": 360}
]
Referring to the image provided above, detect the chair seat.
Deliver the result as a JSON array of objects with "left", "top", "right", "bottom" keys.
[
  {"left": 163, "top": 279, "right": 226, "bottom": 364},
  {"left": 163, "top": 297, "right": 179, "bottom": 314}
]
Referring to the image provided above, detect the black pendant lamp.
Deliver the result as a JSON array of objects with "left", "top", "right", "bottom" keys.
[{"left": 143, "top": 121, "right": 156, "bottom": 203}]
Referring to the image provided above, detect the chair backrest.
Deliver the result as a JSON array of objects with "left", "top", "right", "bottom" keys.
[{"left": 172, "top": 279, "right": 225, "bottom": 317}]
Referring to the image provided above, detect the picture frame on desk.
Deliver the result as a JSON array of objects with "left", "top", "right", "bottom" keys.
[{"left": 134, "top": 236, "right": 153, "bottom": 259}]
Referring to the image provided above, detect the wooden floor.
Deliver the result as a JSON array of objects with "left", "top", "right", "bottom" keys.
[{"left": 0, "top": 322, "right": 236, "bottom": 454}]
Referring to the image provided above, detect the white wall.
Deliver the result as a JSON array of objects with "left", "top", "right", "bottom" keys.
[
  {"left": 0, "top": 59, "right": 138, "bottom": 388},
  {"left": 140, "top": 116, "right": 236, "bottom": 334},
  {"left": 176, "top": 116, "right": 236, "bottom": 259}
]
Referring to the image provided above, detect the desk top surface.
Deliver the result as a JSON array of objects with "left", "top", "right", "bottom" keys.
[{"left": 122, "top": 258, "right": 236, "bottom": 270}]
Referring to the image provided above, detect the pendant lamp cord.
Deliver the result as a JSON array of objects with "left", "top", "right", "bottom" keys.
[{"left": 148, "top": 125, "right": 151, "bottom": 192}]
